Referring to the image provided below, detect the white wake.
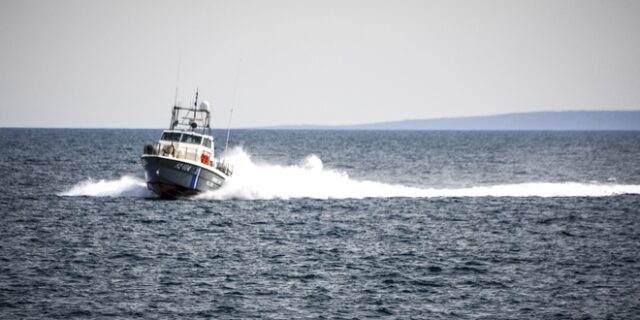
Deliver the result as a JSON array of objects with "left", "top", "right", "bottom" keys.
[
  {"left": 197, "top": 147, "right": 640, "bottom": 200},
  {"left": 60, "top": 147, "right": 640, "bottom": 199},
  {"left": 59, "top": 175, "right": 153, "bottom": 198}
]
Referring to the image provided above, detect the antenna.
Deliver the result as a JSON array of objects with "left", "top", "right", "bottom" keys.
[
  {"left": 225, "top": 60, "right": 242, "bottom": 154},
  {"left": 224, "top": 101, "right": 235, "bottom": 154},
  {"left": 170, "top": 57, "right": 182, "bottom": 130},
  {"left": 173, "top": 56, "right": 181, "bottom": 107}
]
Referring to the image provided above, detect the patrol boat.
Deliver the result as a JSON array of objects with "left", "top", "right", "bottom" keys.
[{"left": 141, "top": 90, "right": 232, "bottom": 197}]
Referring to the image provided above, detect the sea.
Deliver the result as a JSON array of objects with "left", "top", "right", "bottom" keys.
[{"left": 1, "top": 128, "right": 639, "bottom": 319}]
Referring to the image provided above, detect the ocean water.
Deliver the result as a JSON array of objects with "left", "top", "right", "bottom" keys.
[{"left": 1, "top": 128, "right": 639, "bottom": 319}]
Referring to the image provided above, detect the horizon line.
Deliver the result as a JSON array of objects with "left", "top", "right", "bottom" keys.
[{"left": 1, "top": 109, "right": 639, "bottom": 130}]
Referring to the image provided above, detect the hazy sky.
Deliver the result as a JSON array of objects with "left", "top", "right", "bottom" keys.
[{"left": 1, "top": 0, "right": 639, "bottom": 128}]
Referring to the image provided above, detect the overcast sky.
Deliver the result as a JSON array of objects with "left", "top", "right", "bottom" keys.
[{"left": 1, "top": 0, "right": 639, "bottom": 128}]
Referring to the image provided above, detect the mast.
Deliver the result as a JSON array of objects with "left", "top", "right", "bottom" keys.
[
  {"left": 192, "top": 88, "right": 199, "bottom": 132},
  {"left": 194, "top": 88, "right": 199, "bottom": 109}
]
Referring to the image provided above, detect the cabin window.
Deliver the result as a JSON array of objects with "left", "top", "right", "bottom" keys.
[
  {"left": 180, "top": 134, "right": 202, "bottom": 145},
  {"left": 161, "top": 132, "right": 182, "bottom": 142},
  {"left": 203, "top": 138, "right": 212, "bottom": 149}
]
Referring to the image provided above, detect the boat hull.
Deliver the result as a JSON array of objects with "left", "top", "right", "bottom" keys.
[{"left": 141, "top": 155, "right": 226, "bottom": 198}]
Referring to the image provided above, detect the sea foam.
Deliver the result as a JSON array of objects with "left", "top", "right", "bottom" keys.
[
  {"left": 60, "top": 147, "right": 640, "bottom": 199},
  {"left": 59, "top": 175, "right": 153, "bottom": 198},
  {"left": 197, "top": 147, "right": 640, "bottom": 200}
]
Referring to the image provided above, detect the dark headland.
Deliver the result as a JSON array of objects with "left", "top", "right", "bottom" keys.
[{"left": 269, "top": 111, "right": 640, "bottom": 131}]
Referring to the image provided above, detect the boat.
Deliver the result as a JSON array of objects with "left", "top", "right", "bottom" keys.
[{"left": 141, "top": 90, "right": 233, "bottom": 197}]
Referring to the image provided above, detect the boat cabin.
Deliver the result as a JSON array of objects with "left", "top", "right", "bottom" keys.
[
  {"left": 142, "top": 91, "right": 232, "bottom": 176},
  {"left": 157, "top": 130, "right": 214, "bottom": 166}
]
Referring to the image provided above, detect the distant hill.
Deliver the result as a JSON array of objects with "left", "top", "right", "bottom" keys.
[{"left": 269, "top": 111, "right": 640, "bottom": 131}]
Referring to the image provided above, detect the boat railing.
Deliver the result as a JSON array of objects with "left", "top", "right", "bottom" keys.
[
  {"left": 145, "top": 143, "right": 199, "bottom": 162},
  {"left": 215, "top": 159, "right": 234, "bottom": 176},
  {"left": 144, "top": 142, "right": 231, "bottom": 174}
]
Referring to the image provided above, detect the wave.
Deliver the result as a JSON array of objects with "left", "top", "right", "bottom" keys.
[
  {"left": 59, "top": 175, "right": 153, "bottom": 198},
  {"left": 196, "top": 147, "right": 640, "bottom": 200},
  {"left": 60, "top": 147, "right": 640, "bottom": 199}
]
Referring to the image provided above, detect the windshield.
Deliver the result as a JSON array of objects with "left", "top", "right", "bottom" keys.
[
  {"left": 160, "top": 132, "right": 181, "bottom": 142},
  {"left": 180, "top": 134, "right": 202, "bottom": 145},
  {"left": 203, "top": 138, "right": 212, "bottom": 149}
]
